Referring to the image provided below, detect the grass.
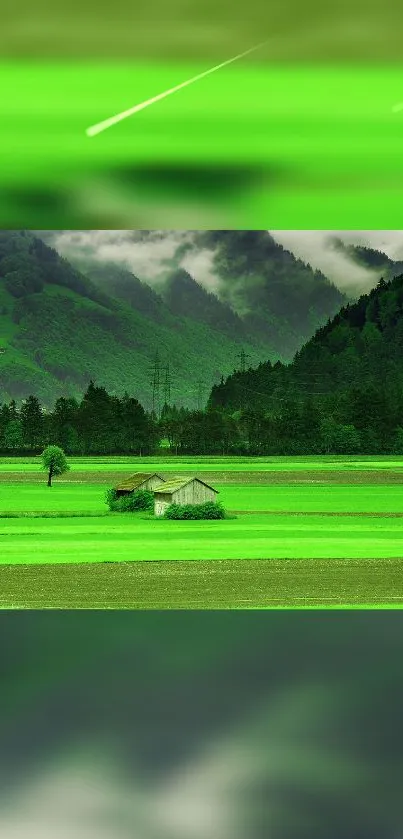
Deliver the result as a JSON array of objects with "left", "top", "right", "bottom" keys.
[
  {"left": 1, "top": 455, "right": 403, "bottom": 607},
  {"left": 2, "top": 455, "right": 403, "bottom": 472},
  {"left": 3, "top": 482, "right": 403, "bottom": 513},
  {"left": 1, "top": 513, "right": 403, "bottom": 564},
  {"left": 0, "top": 514, "right": 403, "bottom": 564}
]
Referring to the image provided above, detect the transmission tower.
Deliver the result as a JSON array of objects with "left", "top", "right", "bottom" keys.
[
  {"left": 196, "top": 380, "right": 204, "bottom": 411},
  {"left": 163, "top": 362, "right": 172, "bottom": 407},
  {"left": 151, "top": 351, "right": 161, "bottom": 418},
  {"left": 236, "top": 348, "right": 250, "bottom": 373}
]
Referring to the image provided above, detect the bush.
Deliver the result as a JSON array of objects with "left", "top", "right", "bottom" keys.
[
  {"left": 164, "top": 501, "right": 225, "bottom": 520},
  {"left": 105, "top": 488, "right": 118, "bottom": 509},
  {"left": 105, "top": 488, "right": 154, "bottom": 512}
]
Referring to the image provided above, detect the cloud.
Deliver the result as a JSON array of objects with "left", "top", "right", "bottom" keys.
[
  {"left": 271, "top": 230, "right": 403, "bottom": 292},
  {"left": 44, "top": 230, "right": 219, "bottom": 290},
  {"left": 42, "top": 229, "right": 403, "bottom": 299},
  {"left": 48, "top": 231, "right": 192, "bottom": 282}
]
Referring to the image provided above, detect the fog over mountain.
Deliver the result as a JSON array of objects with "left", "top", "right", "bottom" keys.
[
  {"left": 42, "top": 230, "right": 403, "bottom": 298},
  {"left": 42, "top": 231, "right": 220, "bottom": 292},
  {"left": 272, "top": 230, "right": 403, "bottom": 291}
]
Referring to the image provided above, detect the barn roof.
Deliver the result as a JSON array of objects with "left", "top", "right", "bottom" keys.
[
  {"left": 115, "top": 473, "right": 164, "bottom": 491},
  {"left": 154, "top": 476, "right": 218, "bottom": 495}
]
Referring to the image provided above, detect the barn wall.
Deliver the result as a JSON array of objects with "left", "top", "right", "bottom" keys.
[
  {"left": 154, "top": 493, "right": 172, "bottom": 517},
  {"left": 154, "top": 482, "right": 218, "bottom": 516},
  {"left": 174, "top": 482, "right": 217, "bottom": 505}
]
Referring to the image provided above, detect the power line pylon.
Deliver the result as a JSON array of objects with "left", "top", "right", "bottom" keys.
[
  {"left": 196, "top": 380, "right": 204, "bottom": 411},
  {"left": 151, "top": 351, "right": 161, "bottom": 418},
  {"left": 236, "top": 348, "right": 250, "bottom": 373},
  {"left": 163, "top": 362, "right": 171, "bottom": 407}
]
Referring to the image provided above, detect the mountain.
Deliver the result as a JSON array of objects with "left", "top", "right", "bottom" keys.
[
  {"left": 207, "top": 272, "right": 403, "bottom": 453},
  {"left": 0, "top": 231, "right": 271, "bottom": 407},
  {"left": 158, "top": 268, "right": 251, "bottom": 339},
  {"left": 210, "top": 271, "right": 403, "bottom": 420},
  {"left": 0, "top": 229, "right": 350, "bottom": 409},
  {"left": 41, "top": 229, "right": 348, "bottom": 360},
  {"left": 328, "top": 237, "right": 403, "bottom": 295},
  {"left": 83, "top": 263, "right": 168, "bottom": 324},
  {"left": 194, "top": 231, "right": 348, "bottom": 356}
]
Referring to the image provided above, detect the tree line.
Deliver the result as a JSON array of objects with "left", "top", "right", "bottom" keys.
[
  {"left": 0, "top": 382, "right": 158, "bottom": 455},
  {"left": 1, "top": 379, "right": 403, "bottom": 456}
]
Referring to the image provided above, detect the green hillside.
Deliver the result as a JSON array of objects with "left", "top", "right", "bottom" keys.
[
  {"left": 159, "top": 268, "right": 251, "bottom": 340},
  {"left": 0, "top": 231, "right": 271, "bottom": 407},
  {"left": 209, "top": 272, "right": 403, "bottom": 453}
]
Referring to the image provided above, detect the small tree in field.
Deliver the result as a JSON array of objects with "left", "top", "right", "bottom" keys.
[{"left": 41, "top": 445, "right": 69, "bottom": 487}]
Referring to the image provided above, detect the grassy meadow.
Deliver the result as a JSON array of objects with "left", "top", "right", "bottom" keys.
[{"left": 0, "top": 455, "right": 403, "bottom": 608}]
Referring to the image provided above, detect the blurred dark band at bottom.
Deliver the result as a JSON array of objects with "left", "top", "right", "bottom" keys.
[{"left": 0, "top": 611, "right": 402, "bottom": 839}]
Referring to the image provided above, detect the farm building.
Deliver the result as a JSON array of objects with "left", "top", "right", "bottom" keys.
[
  {"left": 154, "top": 477, "right": 219, "bottom": 517},
  {"left": 115, "top": 473, "right": 165, "bottom": 497}
]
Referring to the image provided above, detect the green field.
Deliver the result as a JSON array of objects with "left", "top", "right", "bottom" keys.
[
  {"left": 2, "top": 454, "right": 403, "bottom": 473},
  {"left": 3, "top": 482, "right": 403, "bottom": 513},
  {"left": 1, "top": 456, "right": 403, "bottom": 607},
  {"left": 3, "top": 62, "right": 403, "bottom": 228}
]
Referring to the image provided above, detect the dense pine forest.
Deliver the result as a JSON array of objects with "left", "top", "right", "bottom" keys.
[
  {"left": 209, "top": 272, "right": 403, "bottom": 454},
  {"left": 2, "top": 379, "right": 403, "bottom": 456}
]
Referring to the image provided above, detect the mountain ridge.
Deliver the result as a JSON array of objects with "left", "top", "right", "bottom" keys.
[
  {"left": 0, "top": 229, "right": 349, "bottom": 408},
  {"left": 0, "top": 231, "right": 271, "bottom": 407}
]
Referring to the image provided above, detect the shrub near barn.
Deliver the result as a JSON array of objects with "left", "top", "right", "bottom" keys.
[
  {"left": 164, "top": 501, "right": 225, "bottom": 520},
  {"left": 105, "top": 488, "right": 154, "bottom": 512}
]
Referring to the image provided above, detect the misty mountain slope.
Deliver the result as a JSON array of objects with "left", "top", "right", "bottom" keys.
[
  {"left": 83, "top": 262, "right": 253, "bottom": 342},
  {"left": 0, "top": 232, "right": 270, "bottom": 407},
  {"left": 328, "top": 237, "right": 403, "bottom": 295},
  {"left": 83, "top": 263, "right": 169, "bottom": 324},
  {"left": 41, "top": 229, "right": 348, "bottom": 361},
  {"left": 194, "top": 231, "right": 348, "bottom": 356},
  {"left": 210, "top": 273, "right": 403, "bottom": 412},
  {"left": 159, "top": 269, "right": 252, "bottom": 340}
]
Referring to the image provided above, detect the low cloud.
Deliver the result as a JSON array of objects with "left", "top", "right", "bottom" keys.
[
  {"left": 272, "top": 230, "right": 403, "bottom": 292},
  {"left": 46, "top": 230, "right": 220, "bottom": 291},
  {"left": 42, "top": 230, "right": 403, "bottom": 299}
]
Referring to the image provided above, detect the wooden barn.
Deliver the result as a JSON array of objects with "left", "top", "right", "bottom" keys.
[
  {"left": 115, "top": 473, "right": 165, "bottom": 497},
  {"left": 153, "top": 477, "right": 218, "bottom": 517}
]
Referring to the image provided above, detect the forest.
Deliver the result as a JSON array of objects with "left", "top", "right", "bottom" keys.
[{"left": 1, "top": 379, "right": 403, "bottom": 457}]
